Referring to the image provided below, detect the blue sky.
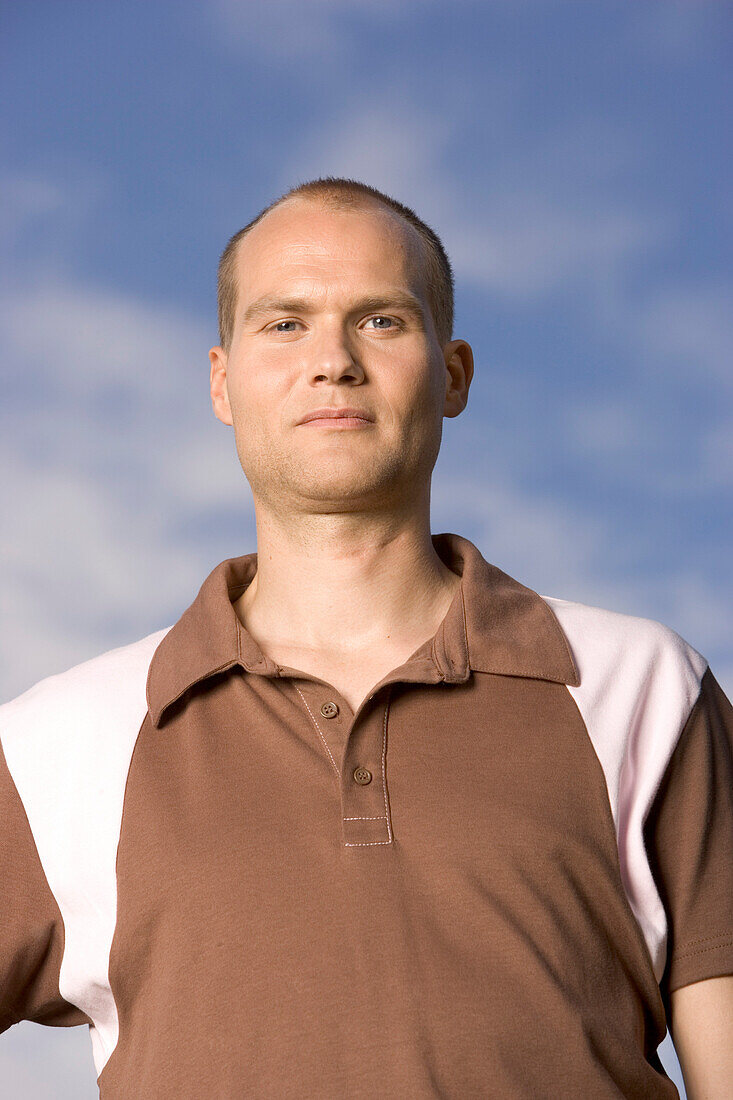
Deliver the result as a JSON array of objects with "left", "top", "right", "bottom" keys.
[{"left": 1, "top": 1, "right": 730, "bottom": 1094}]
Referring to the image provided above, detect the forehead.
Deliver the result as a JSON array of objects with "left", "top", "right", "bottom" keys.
[{"left": 233, "top": 198, "right": 427, "bottom": 302}]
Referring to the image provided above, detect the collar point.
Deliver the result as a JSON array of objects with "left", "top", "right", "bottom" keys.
[{"left": 148, "top": 703, "right": 164, "bottom": 729}]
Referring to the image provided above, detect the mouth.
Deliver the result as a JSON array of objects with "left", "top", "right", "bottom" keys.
[
  {"left": 298, "top": 407, "right": 374, "bottom": 426},
  {"left": 300, "top": 416, "right": 373, "bottom": 428}
]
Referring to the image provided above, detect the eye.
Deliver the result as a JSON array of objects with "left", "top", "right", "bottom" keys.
[
  {"left": 267, "top": 320, "right": 300, "bottom": 333},
  {"left": 364, "top": 315, "right": 399, "bottom": 330}
]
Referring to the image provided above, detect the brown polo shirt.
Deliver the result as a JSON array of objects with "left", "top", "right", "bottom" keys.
[{"left": 1, "top": 532, "right": 731, "bottom": 1097}]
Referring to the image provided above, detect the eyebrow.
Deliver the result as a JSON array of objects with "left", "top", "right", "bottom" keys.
[{"left": 240, "top": 291, "right": 426, "bottom": 327}]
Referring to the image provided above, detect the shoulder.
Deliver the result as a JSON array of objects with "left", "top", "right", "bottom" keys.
[
  {"left": 537, "top": 594, "right": 710, "bottom": 829},
  {"left": 0, "top": 625, "right": 173, "bottom": 894},
  {"left": 539, "top": 593, "right": 708, "bottom": 704},
  {"left": 0, "top": 627, "right": 172, "bottom": 767}
]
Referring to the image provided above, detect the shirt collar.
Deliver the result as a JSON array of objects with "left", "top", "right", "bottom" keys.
[{"left": 147, "top": 531, "right": 579, "bottom": 728}]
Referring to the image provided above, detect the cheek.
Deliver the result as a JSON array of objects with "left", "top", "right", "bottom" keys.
[
  {"left": 404, "top": 370, "right": 444, "bottom": 423},
  {"left": 227, "top": 377, "right": 290, "bottom": 451},
  {"left": 227, "top": 372, "right": 271, "bottom": 420}
]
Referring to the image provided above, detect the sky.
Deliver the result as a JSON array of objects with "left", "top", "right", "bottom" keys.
[{"left": 1, "top": 0, "right": 731, "bottom": 1095}]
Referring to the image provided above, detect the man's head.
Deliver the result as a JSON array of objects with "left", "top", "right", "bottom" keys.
[
  {"left": 216, "top": 177, "right": 455, "bottom": 356},
  {"left": 208, "top": 177, "right": 473, "bottom": 520}
]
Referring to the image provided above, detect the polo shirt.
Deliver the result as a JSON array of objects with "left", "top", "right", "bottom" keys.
[{"left": 1, "top": 531, "right": 731, "bottom": 1098}]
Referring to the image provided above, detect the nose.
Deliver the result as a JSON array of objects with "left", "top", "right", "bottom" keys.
[{"left": 309, "top": 324, "right": 365, "bottom": 385}]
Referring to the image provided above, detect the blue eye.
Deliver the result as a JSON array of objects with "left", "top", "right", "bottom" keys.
[{"left": 266, "top": 315, "right": 399, "bottom": 334}]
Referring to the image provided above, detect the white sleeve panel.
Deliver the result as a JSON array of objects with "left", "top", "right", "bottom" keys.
[
  {"left": 0, "top": 627, "right": 171, "bottom": 1075},
  {"left": 539, "top": 596, "right": 708, "bottom": 984}
]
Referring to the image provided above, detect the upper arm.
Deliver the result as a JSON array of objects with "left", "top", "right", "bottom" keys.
[
  {"left": 641, "top": 665, "right": 733, "bottom": 1096},
  {"left": 642, "top": 668, "right": 733, "bottom": 997},
  {"left": 0, "top": 733, "right": 88, "bottom": 1028},
  {"left": 669, "top": 974, "right": 733, "bottom": 1099}
]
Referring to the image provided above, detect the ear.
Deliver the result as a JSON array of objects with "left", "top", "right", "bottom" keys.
[
  {"left": 209, "top": 346, "right": 234, "bottom": 427},
  {"left": 442, "top": 339, "right": 474, "bottom": 419}
]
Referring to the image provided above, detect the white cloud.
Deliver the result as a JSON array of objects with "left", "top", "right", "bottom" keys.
[
  {"left": 562, "top": 387, "right": 733, "bottom": 495},
  {"left": 431, "top": 470, "right": 673, "bottom": 623},
  {"left": 449, "top": 194, "right": 668, "bottom": 299},
  {"left": 0, "top": 432, "right": 223, "bottom": 701},
  {"left": 561, "top": 281, "right": 733, "bottom": 494},
  {"left": 270, "top": 95, "right": 671, "bottom": 304},
  {"left": 211, "top": 0, "right": 444, "bottom": 60},
  {"left": 0, "top": 173, "right": 65, "bottom": 237},
  {"left": 0, "top": 276, "right": 252, "bottom": 703},
  {"left": 0, "top": 274, "right": 244, "bottom": 509},
  {"left": 564, "top": 398, "right": 648, "bottom": 458},
  {"left": 270, "top": 97, "right": 457, "bottom": 215},
  {"left": 0, "top": 168, "right": 109, "bottom": 281},
  {"left": 432, "top": 472, "right": 611, "bottom": 599},
  {"left": 0, "top": 279, "right": 210, "bottom": 402},
  {"left": 636, "top": 282, "right": 733, "bottom": 388}
]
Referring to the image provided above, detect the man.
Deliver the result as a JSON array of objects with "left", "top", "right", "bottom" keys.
[{"left": 0, "top": 177, "right": 730, "bottom": 1098}]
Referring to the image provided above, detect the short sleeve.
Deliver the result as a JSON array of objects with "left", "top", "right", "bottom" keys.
[
  {"left": 0, "top": 738, "right": 90, "bottom": 1031},
  {"left": 643, "top": 666, "right": 733, "bottom": 1005}
]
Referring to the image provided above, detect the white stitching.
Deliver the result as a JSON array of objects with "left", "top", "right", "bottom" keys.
[
  {"left": 343, "top": 816, "right": 386, "bottom": 821},
  {"left": 345, "top": 839, "right": 392, "bottom": 846},
  {"left": 291, "top": 683, "right": 341, "bottom": 778},
  {"left": 381, "top": 691, "right": 393, "bottom": 841}
]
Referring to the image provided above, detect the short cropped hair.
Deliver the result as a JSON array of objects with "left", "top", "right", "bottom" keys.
[{"left": 216, "top": 176, "right": 454, "bottom": 353}]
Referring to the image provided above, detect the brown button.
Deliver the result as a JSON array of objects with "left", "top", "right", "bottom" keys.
[
  {"left": 320, "top": 701, "right": 339, "bottom": 719},
  {"left": 353, "top": 766, "right": 372, "bottom": 785}
]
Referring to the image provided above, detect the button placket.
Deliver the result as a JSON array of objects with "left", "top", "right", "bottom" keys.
[
  {"left": 341, "top": 689, "right": 393, "bottom": 848},
  {"left": 291, "top": 684, "right": 341, "bottom": 779},
  {"left": 289, "top": 681, "right": 393, "bottom": 848}
]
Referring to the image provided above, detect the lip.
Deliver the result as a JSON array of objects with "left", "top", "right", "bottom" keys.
[{"left": 297, "top": 407, "right": 374, "bottom": 425}]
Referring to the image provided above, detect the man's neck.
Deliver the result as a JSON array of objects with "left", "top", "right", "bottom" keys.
[{"left": 232, "top": 513, "right": 460, "bottom": 658}]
